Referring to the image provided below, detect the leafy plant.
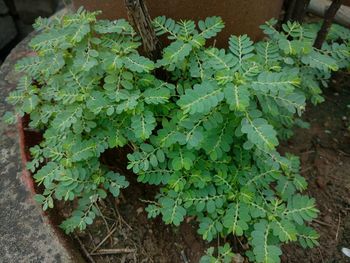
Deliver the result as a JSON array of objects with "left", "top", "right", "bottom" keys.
[{"left": 5, "top": 8, "right": 350, "bottom": 262}]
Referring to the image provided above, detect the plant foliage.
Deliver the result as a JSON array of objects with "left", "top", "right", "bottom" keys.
[{"left": 5, "top": 8, "right": 350, "bottom": 262}]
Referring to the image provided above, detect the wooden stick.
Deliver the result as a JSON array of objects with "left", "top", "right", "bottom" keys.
[
  {"left": 95, "top": 202, "right": 111, "bottom": 241},
  {"left": 312, "top": 218, "right": 332, "bottom": 227},
  {"left": 335, "top": 213, "right": 341, "bottom": 241},
  {"left": 90, "top": 224, "right": 117, "bottom": 254},
  {"left": 90, "top": 248, "right": 136, "bottom": 255},
  {"left": 180, "top": 250, "right": 189, "bottom": 263},
  {"left": 74, "top": 234, "right": 96, "bottom": 263},
  {"left": 314, "top": 0, "right": 344, "bottom": 49},
  {"left": 123, "top": 0, "right": 162, "bottom": 60}
]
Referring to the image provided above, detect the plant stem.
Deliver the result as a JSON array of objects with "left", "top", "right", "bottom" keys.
[
  {"left": 289, "top": 0, "right": 311, "bottom": 22},
  {"left": 123, "top": 0, "right": 162, "bottom": 60},
  {"left": 284, "top": 0, "right": 297, "bottom": 22},
  {"left": 313, "top": 0, "right": 344, "bottom": 49}
]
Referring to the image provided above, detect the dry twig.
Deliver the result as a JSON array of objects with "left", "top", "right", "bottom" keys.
[
  {"left": 313, "top": 218, "right": 332, "bottom": 227},
  {"left": 109, "top": 197, "right": 133, "bottom": 230},
  {"left": 335, "top": 213, "right": 341, "bottom": 241},
  {"left": 90, "top": 224, "right": 118, "bottom": 254},
  {"left": 180, "top": 250, "right": 189, "bottom": 263},
  {"left": 74, "top": 233, "right": 96, "bottom": 263},
  {"left": 90, "top": 248, "right": 136, "bottom": 255}
]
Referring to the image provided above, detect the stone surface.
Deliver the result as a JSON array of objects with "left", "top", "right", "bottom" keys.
[
  {"left": 0, "top": 32, "right": 80, "bottom": 263},
  {"left": 0, "top": 15, "right": 17, "bottom": 49},
  {"left": 0, "top": 0, "right": 9, "bottom": 14}
]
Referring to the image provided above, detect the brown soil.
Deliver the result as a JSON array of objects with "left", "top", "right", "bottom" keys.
[
  {"left": 69, "top": 72, "right": 350, "bottom": 263},
  {"left": 280, "top": 73, "right": 350, "bottom": 263},
  {"left": 73, "top": 149, "right": 210, "bottom": 263}
]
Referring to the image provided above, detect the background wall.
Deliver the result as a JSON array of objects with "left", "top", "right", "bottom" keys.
[{"left": 0, "top": 0, "right": 67, "bottom": 62}]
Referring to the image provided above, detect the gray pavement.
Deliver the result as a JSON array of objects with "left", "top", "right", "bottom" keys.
[{"left": 0, "top": 33, "right": 80, "bottom": 263}]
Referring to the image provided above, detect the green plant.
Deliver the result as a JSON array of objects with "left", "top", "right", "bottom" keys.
[{"left": 4, "top": 8, "right": 350, "bottom": 262}]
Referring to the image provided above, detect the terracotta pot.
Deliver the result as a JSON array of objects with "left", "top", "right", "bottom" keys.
[{"left": 73, "top": 0, "right": 283, "bottom": 46}]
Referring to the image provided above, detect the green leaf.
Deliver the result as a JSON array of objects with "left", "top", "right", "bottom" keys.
[
  {"left": 223, "top": 202, "right": 250, "bottom": 236},
  {"left": 34, "top": 162, "right": 62, "bottom": 187},
  {"left": 152, "top": 16, "right": 180, "bottom": 38},
  {"left": 145, "top": 204, "right": 161, "bottom": 218},
  {"left": 270, "top": 220, "right": 297, "bottom": 242},
  {"left": 94, "top": 19, "right": 132, "bottom": 34},
  {"left": 105, "top": 171, "right": 129, "bottom": 197},
  {"left": 177, "top": 81, "right": 224, "bottom": 114},
  {"left": 198, "top": 217, "right": 222, "bottom": 241},
  {"left": 3, "top": 111, "right": 17, "bottom": 124},
  {"left": 131, "top": 110, "right": 156, "bottom": 140},
  {"left": 159, "top": 193, "right": 186, "bottom": 226},
  {"left": 252, "top": 71, "right": 300, "bottom": 93},
  {"left": 52, "top": 106, "right": 83, "bottom": 131},
  {"left": 251, "top": 220, "right": 282, "bottom": 263},
  {"left": 15, "top": 56, "right": 42, "bottom": 77},
  {"left": 143, "top": 87, "right": 171, "bottom": 104},
  {"left": 204, "top": 48, "right": 238, "bottom": 71},
  {"left": 200, "top": 244, "right": 234, "bottom": 263},
  {"left": 158, "top": 40, "right": 192, "bottom": 66},
  {"left": 255, "top": 41, "right": 280, "bottom": 67},
  {"left": 259, "top": 91, "right": 306, "bottom": 116},
  {"left": 284, "top": 194, "right": 318, "bottom": 224},
  {"left": 301, "top": 50, "right": 339, "bottom": 71},
  {"left": 73, "top": 49, "right": 98, "bottom": 71},
  {"left": 124, "top": 53, "right": 155, "bottom": 73},
  {"left": 296, "top": 225, "right": 320, "bottom": 248},
  {"left": 171, "top": 151, "right": 194, "bottom": 171},
  {"left": 224, "top": 83, "right": 250, "bottom": 111},
  {"left": 22, "top": 95, "right": 40, "bottom": 114},
  {"left": 241, "top": 117, "right": 279, "bottom": 151},
  {"left": 198, "top": 16, "right": 224, "bottom": 39},
  {"left": 229, "top": 34, "right": 255, "bottom": 64},
  {"left": 69, "top": 23, "right": 91, "bottom": 44},
  {"left": 86, "top": 91, "right": 109, "bottom": 114},
  {"left": 71, "top": 140, "right": 97, "bottom": 162}
]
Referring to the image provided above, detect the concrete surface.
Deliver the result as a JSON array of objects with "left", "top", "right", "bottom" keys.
[{"left": 0, "top": 32, "right": 79, "bottom": 263}]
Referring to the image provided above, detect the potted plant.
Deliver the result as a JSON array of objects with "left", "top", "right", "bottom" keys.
[{"left": 4, "top": 6, "right": 350, "bottom": 262}]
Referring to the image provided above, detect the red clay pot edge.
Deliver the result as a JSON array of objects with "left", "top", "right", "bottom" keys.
[
  {"left": 17, "top": 116, "right": 86, "bottom": 262},
  {"left": 18, "top": 117, "right": 36, "bottom": 195}
]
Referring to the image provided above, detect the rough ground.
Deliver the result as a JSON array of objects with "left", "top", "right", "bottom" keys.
[{"left": 281, "top": 73, "right": 350, "bottom": 262}]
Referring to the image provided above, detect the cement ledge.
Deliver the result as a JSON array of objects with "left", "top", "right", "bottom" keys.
[{"left": 0, "top": 23, "right": 83, "bottom": 263}]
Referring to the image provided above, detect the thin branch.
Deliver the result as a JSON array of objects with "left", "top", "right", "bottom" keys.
[
  {"left": 335, "top": 212, "right": 341, "bottom": 241},
  {"left": 90, "top": 224, "right": 117, "bottom": 254},
  {"left": 90, "top": 248, "right": 136, "bottom": 255},
  {"left": 74, "top": 234, "right": 96, "bottom": 263},
  {"left": 180, "top": 250, "right": 189, "bottom": 263},
  {"left": 314, "top": 0, "right": 344, "bottom": 49}
]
